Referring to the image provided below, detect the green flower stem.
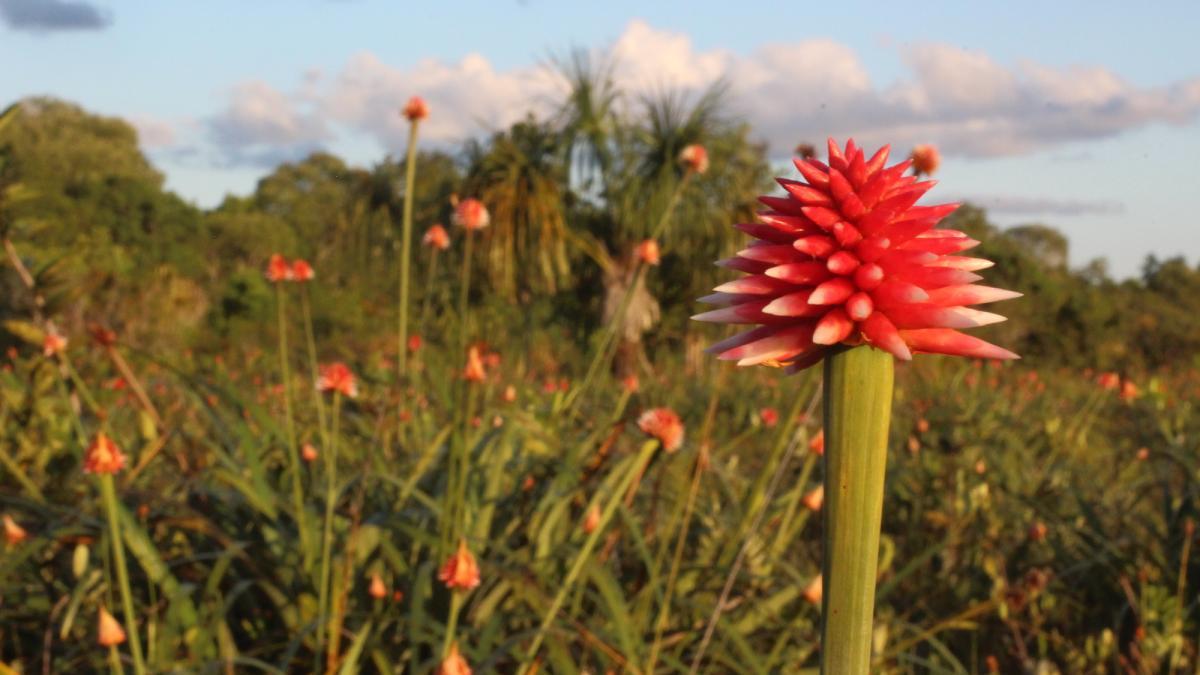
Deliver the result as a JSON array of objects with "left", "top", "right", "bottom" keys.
[
  {"left": 299, "top": 287, "right": 329, "bottom": 449},
  {"left": 440, "top": 589, "right": 465, "bottom": 658},
  {"left": 275, "top": 284, "right": 311, "bottom": 571},
  {"left": 99, "top": 473, "right": 145, "bottom": 675},
  {"left": 418, "top": 248, "right": 440, "bottom": 335},
  {"left": 521, "top": 439, "right": 659, "bottom": 672},
  {"left": 456, "top": 228, "right": 475, "bottom": 357},
  {"left": 397, "top": 119, "right": 421, "bottom": 381},
  {"left": 317, "top": 391, "right": 342, "bottom": 653},
  {"left": 821, "top": 345, "right": 894, "bottom": 675}
]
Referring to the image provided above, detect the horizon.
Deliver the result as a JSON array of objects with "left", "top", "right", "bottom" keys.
[{"left": 2, "top": 0, "right": 1198, "bottom": 277}]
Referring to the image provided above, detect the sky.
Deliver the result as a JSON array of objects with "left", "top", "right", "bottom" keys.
[{"left": 2, "top": 0, "right": 1198, "bottom": 278}]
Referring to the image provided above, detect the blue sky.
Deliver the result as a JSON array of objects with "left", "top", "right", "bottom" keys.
[{"left": 2, "top": 0, "right": 1198, "bottom": 277}]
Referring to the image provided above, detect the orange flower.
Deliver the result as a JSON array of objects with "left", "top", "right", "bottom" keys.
[
  {"left": 678, "top": 143, "right": 709, "bottom": 174},
  {"left": 4, "top": 514, "right": 28, "bottom": 545},
  {"left": 423, "top": 224, "right": 451, "bottom": 250},
  {"left": 402, "top": 96, "right": 429, "bottom": 122},
  {"left": 809, "top": 429, "right": 825, "bottom": 456},
  {"left": 463, "top": 346, "right": 486, "bottom": 383},
  {"left": 802, "top": 574, "right": 823, "bottom": 605},
  {"left": 582, "top": 504, "right": 601, "bottom": 534},
  {"left": 635, "top": 239, "right": 661, "bottom": 266},
  {"left": 910, "top": 143, "right": 940, "bottom": 176},
  {"left": 97, "top": 607, "right": 127, "bottom": 647},
  {"left": 438, "top": 641, "right": 472, "bottom": 675},
  {"left": 368, "top": 573, "right": 388, "bottom": 599},
  {"left": 438, "top": 538, "right": 481, "bottom": 591},
  {"left": 1028, "top": 521, "right": 1048, "bottom": 542},
  {"left": 916, "top": 418, "right": 930, "bottom": 433},
  {"left": 408, "top": 334, "right": 423, "bottom": 352},
  {"left": 637, "top": 408, "right": 684, "bottom": 453},
  {"left": 301, "top": 443, "right": 319, "bottom": 463},
  {"left": 502, "top": 385, "right": 517, "bottom": 403},
  {"left": 291, "top": 259, "right": 315, "bottom": 282},
  {"left": 1136, "top": 446, "right": 1150, "bottom": 461},
  {"left": 266, "top": 253, "right": 293, "bottom": 282},
  {"left": 1096, "top": 371, "right": 1120, "bottom": 390},
  {"left": 621, "top": 374, "right": 640, "bottom": 394},
  {"left": 1120, "top": 380, "right": 1139, "bottom": 402},
  {"left": 83, "top": 432, "right": 127, "bottom": 475},
  {"left": 453, "top": 198, "right": 490, "bottom": 231},
  {"left": 759, "top": 407, "right": 779, "bottom": 428},
  {"left": 316, "top": 362, "right": 358, "bottom": 398},
  {"left": 801, "top": 485, "right": 824, "bottom": 511},
  {"left": 43, "top": 331, "right": 68, "bottom": 357}
]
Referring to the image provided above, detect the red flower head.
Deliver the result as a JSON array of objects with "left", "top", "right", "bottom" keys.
[
  {"left": 463, "top": 346, "right": 486, "bottom": 383},
  {"left": 291, "top": 259, "right": 315, "bottom": 282},
  {"left": 678, "top": 144, "right": 709, "bottom": 174},
  {"left": 802, "top": 574, "right": 823, "bottom": 605},
  {"left": 582, "top": 504, "right": 601, "bottom": 534},
  {"left": 910, "top": 144, "right": 941, "bottom": 176},
  {"left": 638, "top": 407, "right": 684, "bottom": 453},
  {"left": 97, "top": 607, "right": 127, "bottom": 647},
  {"left": 408, "top": 334, "right": 423, "bottom": 353},
  {"left": 453, "top": 198, "right": 490, "bottom": 231},
  {"left": 266, "top": 254, "right": 293, "bottom": 282},
  {"left": 301, "top": 443, "right": 319, "bottom": 462},
  {"left": 759, "top": 407, "right": 779, "bottom": 427},
  {"left": 1120, "top": 380, "right": 1139, "bottom": 402},
  {"left": 801, "top": 485, "right": 825, "bottom": 511},
  {"left": 4, "top": 514, "right": 28, "bottom": 546},
  {"left": 635, "top": 239, "right": 661, "bottom": 266},
  {"left": 439, "top": 538, "right": 481, "bottom": 591},
  {"left": 439, "top": 642, "right": 472, "bottom": 675},
  {"left": 809, "top": 429, "right": 825, "bottom": 456},
  {"left": 1096, "top": 371, "right": 1120, "bottom": 391},
  {"left": 83, "top": 432, "right": 127, "bottom": 475},
  {"left": 621, "top": 374, "right": 640, "bottom": 394},
  {"left": 316, "top": 362, "right": 358, "bottom": 398},
  {"left": 402, "top": 96, "right": 429, "bottom": 122},
  {"left": 696, "top": 138, "right": 1019, "bottom": 371},
  {"left": 89, "top": 324, "right": 117, "bottom": 348},
  {"left": 43, "top": 331, "right": 68, "bottom": 357},
  {"left": 423, "top": 224, "right": 451, "bottom": 250},
  {"left": 502, "top": 385, "right": 517, "bottom": 403},
  {"left": 368, "top": 573, "right": 388, "bottom": 599}
]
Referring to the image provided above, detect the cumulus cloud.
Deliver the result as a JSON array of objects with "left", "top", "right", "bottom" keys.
[
  {"left": 128, "top": 115, "right": 177, "bottom": 148},
  {"left": 0, "top": 0, "right": 110, "bottom": 31},
  {"left": 949, "top": 194, "right": 1126, "bottom": 217},
  {"left": 207, "top": 81, "right": 332, "bottom": 167},
  {"left": 202, "top": 19, "right": 1200, "bottom": 166}
]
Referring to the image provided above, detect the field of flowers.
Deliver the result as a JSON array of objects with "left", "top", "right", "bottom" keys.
[{"left": 2, "top": 91, "right": 1200, "bottom": 674}]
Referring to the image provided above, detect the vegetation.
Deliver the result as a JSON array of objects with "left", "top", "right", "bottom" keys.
[{"left": 1, "top": 71, "right": 1199, "bottom": 674}]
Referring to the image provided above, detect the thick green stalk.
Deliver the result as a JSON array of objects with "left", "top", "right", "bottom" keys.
[
  {"left": 317, "top": 391, "right": 342, "bottom": 653},
  {"left": 100, "top": 474, "right": 145, "bottom": 675},
  {"left": 398, "top": 121, "right": 421, "bottom": 380},
  {"left": 821, "top": 345, "right": 894, "bottom": 675},
  {"left": 275, "top": 284, "right": 311, "bottom": 570}
]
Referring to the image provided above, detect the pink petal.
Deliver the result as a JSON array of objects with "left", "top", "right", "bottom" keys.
[
  {"left": 714, "top": 274, "right": 796, "bottom": 295},
  {"left": 765, "top": 262, "right": 831, "bottom": 286},
  {"left": 855, "top": 236, "right": 891, "bottom": 263},
  {"left": 853, "top": 263, "right": 885, "bottom": 290},
  {"left": 827, "top": 138, "right": 848, "bottom": 173},
  {"left": 860, "top": 312, "right": 911, "bottom": 360},
  {"left": 863, "top": 145, "right": 890, "bottom": 181},
  {"left": 896, "top": 266, "right": 983, "bottom": 289},
  {"left": 697, "top": 292, "right": 759, "bottom": 306},
  {"left": 928, "top": 256, "right": 994, "bottom": 271},
  {"left": 925, "top": 285, "right": 1023, "bottom": 306},
  {"left": 812, "top": 308, "right": 854, "bottom": 345},
  {"left": 826, "top": 251, "right": 861, "bottom": 275},
  {"left": 735, "top": 222, "right": 796, "bottom": 244},
  {"left": 801, "top": 205, "right": 841, "bottom": 229},
  {"left": 808, "top": 278, "right": 856, "bottom": 305},
  {"left": 737, "top": 244, "right": 801, "bottom": 265},
  {"left": 715, "top": 256, "right": 771, "bottom": 274},
  {"left": 692, "top": 300, "right": 791, "bottom": 324},
  {"left": 719, "top": 323, "right": 817, "bottom": 366},
  {"left": 831, "top": 221, "right": 863, "bottom": 247},
  {"left": 757, "top": 211, "right": 818, "bottom": 233},
  {"left": 793, "top": 235, "right": 837, "bottom": 258},
  {"left": 704, "top": 326, "right": 777, "bottom": 354},
  {"left": 780, "top": 179, "right": 833, "bottom": 206},
  {"left": 758, "top": 196, "right": 808, "bottom": 216},
  {"left": 871, "top": 280, "right": 930, "bottom": 306},
  {"left": 888, "top": 305, "right": 1007, "bottom": 329},
  {"left": 900, "top": 236, "right": 979, "bottom": 255},
  {"left": 783, "top": 348, "right": 829, "bottom": 373},
  {"left": 793, "top": 159, "right": 830, "bottom": 188},
  {"left": 845, "top": 292, "right": 874, "bottom": 321},
  {"left": 762, "top": 290, "right": 823, "bottom": 317},
  {"left": 899, "top": 328, "right": 1020, "bottom": 360}
]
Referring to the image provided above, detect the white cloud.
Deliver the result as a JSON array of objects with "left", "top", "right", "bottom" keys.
[
  {"left": 198, "top": 20, "right": 1200, "bottom": 166},
  {"left": 945, "top": 194, "right": 1126, "bottom": 217},
  {"left": 128, "top": 115, "right": 177, "bottom": 148}
]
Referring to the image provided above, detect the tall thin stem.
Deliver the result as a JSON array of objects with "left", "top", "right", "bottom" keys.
[
  {"left": 300, "top": 287, "right": 329, "bottom": 449},
  {"left": 397, "top": 121, "right": 421, "bottom": 381},
  {"left": 99, "top": 474, "right": 145, "bottom": 675},
  {"left": 418, "top": 248, "right": 440, "bottom": 335},
  {"left": 821, "top": 345, "right": 894, "bottom": 675},
  {"left": 456, "top": 229, "right": 475, "bottom": 356},
  {"left": 317, "top": 391, "right": 342, "bottom": 655},
  {"left": 275, "top": 284, "right": 311, "bottom": 570}
]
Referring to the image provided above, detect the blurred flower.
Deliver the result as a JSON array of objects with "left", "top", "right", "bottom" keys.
[
  {"left": 439, "top": 538, "right": 481, "bottom": 591},
  {"left": 985, "top": 656, "right": 1000, "bottom": 673},
  {"left": 392, "top": 590, "right": 404, "bottom": 602},
  {"left": 1120, "top": 380, "right": 1139, "bottom": 402},
  {"left": 291, "top": 259, "right": 315, "bottom": 282},
  {"left": 402, "top": 96, "right": 429, "bottom": 122},
  {"left": 316, "top": 362, "right": 358, "bottom": 398},
  {"left": 43, "top": 331, "right": 68, "bottom": 357},
  {"left": 485, "top": 351, "right": 502, "bottom": 369},
  {"left": 89, "top": 324, "right": 117, "bottom": 348},
  {"left": 635, "top": 239, "right": 661, "bottom": 266},
  {"left": 916, "top": 418, "right": 930, "bottom": 433},
  {"left": 802, "top": 574, "right": 823, "bottom": 605},
  {"left": 621, "top": 374, "right": 640, "bottom": 394},
  {"left": 302, "top": 443, "right": 318, "bottom": 463},
  {"left": 266, "top": 254, "right": 293, "bottom": 283},
  {"left": 522, "top": 474, "right": 536, "bottom": 492},
  {"left": 463, "top": 346, "right": 486, "bottom": 383},
  {"left": 4, "top": 514, "right": 28, "bottom": 545},
  {"left": 759, "top": 407, "right": 779, "bottom": 427},
  {"left": 1096, "top": 372, "right": 1120, "bottom": 390},
  {"left": 439, "top": 641, "right": 471, "bottom": 675},
  {"left": 582, "top": 504, "right": 601, "bottom": 534},
  {"left": 423, "top": 224, "right": 451, "bottom": 250},
  {"left": 801, "top": 485, "right": 824, "bottom": 511},
  {"left": 1136, "top": 446, "right": 1150, "bottom": 461},
  {"left": 502, "top": 385, "right": 517, "bottom": 403},
  {"left": 974, "top": 460, "right": 987, "bottom": 475},
  {"left": 696, "top": 138, "right": 1019, "bottom": 371},
  {"left": 83, "top": 432, "right": 126, "bottom": 475},
  {"left": 809, "top": 429, "right": 825, "bottom": 456},
  {"left": 678, "top": 144, "right": 709, "bottom": 174},
  {"left": 637, "top": 408, "right": 684, "bottom": 453},
  {"left": 368, "top": 573, "right": 388, "bottom": 599},
  {"left": 453, "top": 198, "right": 490, "bottom": 231},
  {"left": 97, "top": 607, "right": 126, "bottom": 647},
  {"left": 909, "top": 144, "right": 940, "bottom": 176},
  {"left": 1028, "top": 521, "right": 1048, "bottom": 542},
  {"left": 408, "top": 334, "right": 423, "bottom": 353},
  {"left": 795, "top": 143, "right": 817, "bottom": 159}
]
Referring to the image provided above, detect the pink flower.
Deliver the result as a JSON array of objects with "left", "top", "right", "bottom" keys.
[
  {"left": 3, "top": 514, "right": 28, "bottom": 546},
  {"left": 439, "top": 538, "right": 481, "bottom": 591},
  {"left": 638, "top": 408, "right": 684, "bottom": 453},
  {"left": 635, "top": 239, "right": 661, "bottom": 266},
  {"left": 316, "top": 362, "right": 358, "bottom": 398},
  {"left": 402, "top": 96, "right": 429, "bottom": 122},
  {"left": 679, "top": 144, "right": 709, "bottom": 174},
  {"left": 463, "top": 346, "right": 486, "bottom": 383},
  {"left": 801, "top": 485, "right": 824, "bottom": 511},
  {"left": 453, "top": 198, "right": 490, "bottom": 231},
  {"left": 43, "top": 331, "right": 68, "bottom": 357},
  {"left": 802, "top": 574, "right": 823, "bottom": 605},
  {"left": 438, "top": 642, "right": 472, "bottom": 675},
  {"left": 97, "top": 607, "right": 127, "bottom": 647},
  {"left": 291, "top": 259, "right": 315, "bottom": 282},
  {"left": 910, "top": 144, "right": 941, "bottom": 176},
  {"left": 83, "top": 432, "right": 126, "bottom": 475},
  {"left": 759, "top": 407, "right": 779, "bottom": 427},
  {"left": 621, "top": 374, "right": 640, "bottom": 394},
  {"left": 301, "top": 443, "right": 318, "bottom": 463},
  {"left": 266, "top": 254, "right": 293, "bottom": 282},
  {"left": 696, "top": 138, "right": 1019, "bottom": 371},
  {"left": 423, "top": 224, "right": 451, "bottom": 250},
  {"left": 368, "top": 573, "right": 388, "bottom": 599}
]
